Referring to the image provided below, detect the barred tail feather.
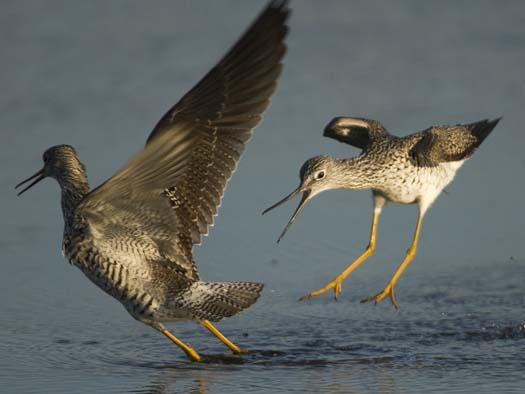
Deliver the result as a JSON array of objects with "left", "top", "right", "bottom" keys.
[
  {"left": 179, "top": 281, "right": 264, "bottom": 322},
  {"left": 466, "top": 117, "right": 501, "bottom": 146}
]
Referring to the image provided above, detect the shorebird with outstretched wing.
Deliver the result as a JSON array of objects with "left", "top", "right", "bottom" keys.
[{"left": 16, "top": 0, "right": 289, "bottom": 362}]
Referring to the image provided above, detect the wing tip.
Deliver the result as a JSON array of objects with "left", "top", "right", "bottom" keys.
[
  {"left": 267, "top": 0, "right": 291, "bottom": 16},
  {"left": 468, "top": 116, "right": 502, "bottom": 143},
  {"left": 322, "top": 116, "right": 375, "bottom": 149}
]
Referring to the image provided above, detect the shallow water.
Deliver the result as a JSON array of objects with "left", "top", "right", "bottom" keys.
[{"left": 1, "top": 1, "right": 525, "bottom": 393}]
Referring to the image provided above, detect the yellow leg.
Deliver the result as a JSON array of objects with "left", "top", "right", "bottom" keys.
[
  {"left": 156, "top": 323, "right": 202, "bottom": 362},
  {"left": 362, "top": 210, "right": 423, "bottom": 309},
  {"left": 201, "top": 320, "right": 244, "bottom": 354},
  {"left": 300, "top": 206, "right": 381, "bottom": 301}
]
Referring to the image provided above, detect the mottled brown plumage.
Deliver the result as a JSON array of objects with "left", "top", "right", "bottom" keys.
[
  {"left": 16, "top": 0, "right": 289, "bottom": 361},
  {"left": 265, "top": 116, "right": 500, "bottom": 307},
  {"left": 409, "top": 119, "right": 499, "bottom": 167}
]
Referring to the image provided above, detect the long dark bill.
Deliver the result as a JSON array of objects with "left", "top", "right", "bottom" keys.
[
  {"left": 262, "top": 187, "right": 312, "bottom": 243},
  {"left": 15, "top": 169, "right": 45, "bottom": 196}
]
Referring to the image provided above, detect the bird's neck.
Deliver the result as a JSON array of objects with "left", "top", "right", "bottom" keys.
[
  {"left": 58, "top": 168, "right": 90, "bottom": 231},
  {"left": 335, "top": 158, "right": 376, "bottom": 190}
]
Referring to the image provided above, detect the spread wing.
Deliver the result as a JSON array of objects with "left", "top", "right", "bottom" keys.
[
  {"left": 409, "top": 118, "right": 501, "bottom": 167},
  {"left": 323, "top": 117, "right": 390, "bottom": 150},
  {"left": 77, "top": 0, "right": 289, "bottom": 277}
]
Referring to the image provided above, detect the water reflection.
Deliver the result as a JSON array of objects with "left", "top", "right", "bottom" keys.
[{"left": 134, "top": 371, "right": 212, "bottom": 394}]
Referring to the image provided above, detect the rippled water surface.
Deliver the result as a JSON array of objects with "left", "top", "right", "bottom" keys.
[{"left": 1, "top": 1, "right": 524, "bottom": 393}]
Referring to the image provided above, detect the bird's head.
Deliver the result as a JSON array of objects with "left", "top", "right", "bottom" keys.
[
  {"left": 263, "top": 155, "right": 340, "bottom": 242},
  {"left": 16, "top": 144, "right": 85, "bottom": 195}
]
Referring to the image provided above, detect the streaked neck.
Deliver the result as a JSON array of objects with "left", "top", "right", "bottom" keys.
[
  {"left": 335, "top": 158, "right": 375, "bottom": 190},
  {"left": 58, "top": 169, "right": 90, "bottom": 232}
]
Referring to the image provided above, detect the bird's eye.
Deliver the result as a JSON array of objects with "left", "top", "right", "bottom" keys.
[{"left": 316, "top": 171, "right": 325, "bottom": 180}]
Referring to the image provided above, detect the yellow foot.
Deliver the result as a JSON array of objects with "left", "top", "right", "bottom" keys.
[
  {"left": 160, "top": 327, "right": 202, "bottom": 362},
  {"left": 360, "top": 285, "right": 399, "bottom": 309},
  {"left": 228, "top": 344, "right": 244, "bottom": 355},
  {"left": 183, "top": 347, "right": 202, "bottom": 362},
  {"left": 299, "top": 279, "right": 344, "bottom": 301}
]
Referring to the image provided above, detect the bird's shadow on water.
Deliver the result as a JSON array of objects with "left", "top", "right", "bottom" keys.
[
  {"left": 125, "top": 347, "right": 403, "bottom": 394},
  {"left": 113, "top": 348, "right": 310, "bottom": 369},
  {"left": 112, "top": 345, "right": 404, "bottom": 372},
  {"left": 122, "top": 349, "right": 318, "bottom": 394}
]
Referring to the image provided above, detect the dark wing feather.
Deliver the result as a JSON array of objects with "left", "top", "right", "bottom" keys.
[
  {"left": 409, "top": 118, "right": 501, "bottom": 167},
  {"left": 323, "top": 117, "right": 389, "bottom": 150},
  {"left": 78, "top": 1, "right": 289, "bottom": 276}
]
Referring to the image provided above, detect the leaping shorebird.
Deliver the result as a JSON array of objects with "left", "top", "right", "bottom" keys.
[
  {"left": 16, "top": 0, "right": 289, "bottom": 362},
  {"left": 263, "top": 116, "right": 500, "bottom": 308}
]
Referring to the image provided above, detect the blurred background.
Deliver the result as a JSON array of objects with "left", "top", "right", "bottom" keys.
[{"left": 1, "top": 1, "right": 524, "bottom": 393}]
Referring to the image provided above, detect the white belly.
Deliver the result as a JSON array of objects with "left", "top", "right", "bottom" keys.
[{"left": 375, "top": 161, "right": 465, "bottom": 213}]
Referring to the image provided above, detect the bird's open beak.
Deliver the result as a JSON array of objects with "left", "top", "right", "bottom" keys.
[
  {"left": 263, "top": 187, "right": 312, "bottom": 243},
  {"left": 15, "top": 168, "right": 45, "bottom": 196}
]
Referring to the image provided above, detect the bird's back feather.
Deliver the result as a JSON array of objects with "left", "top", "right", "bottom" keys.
[{"left": 409, "top": 118, "right": 501, "bottom": 167}]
